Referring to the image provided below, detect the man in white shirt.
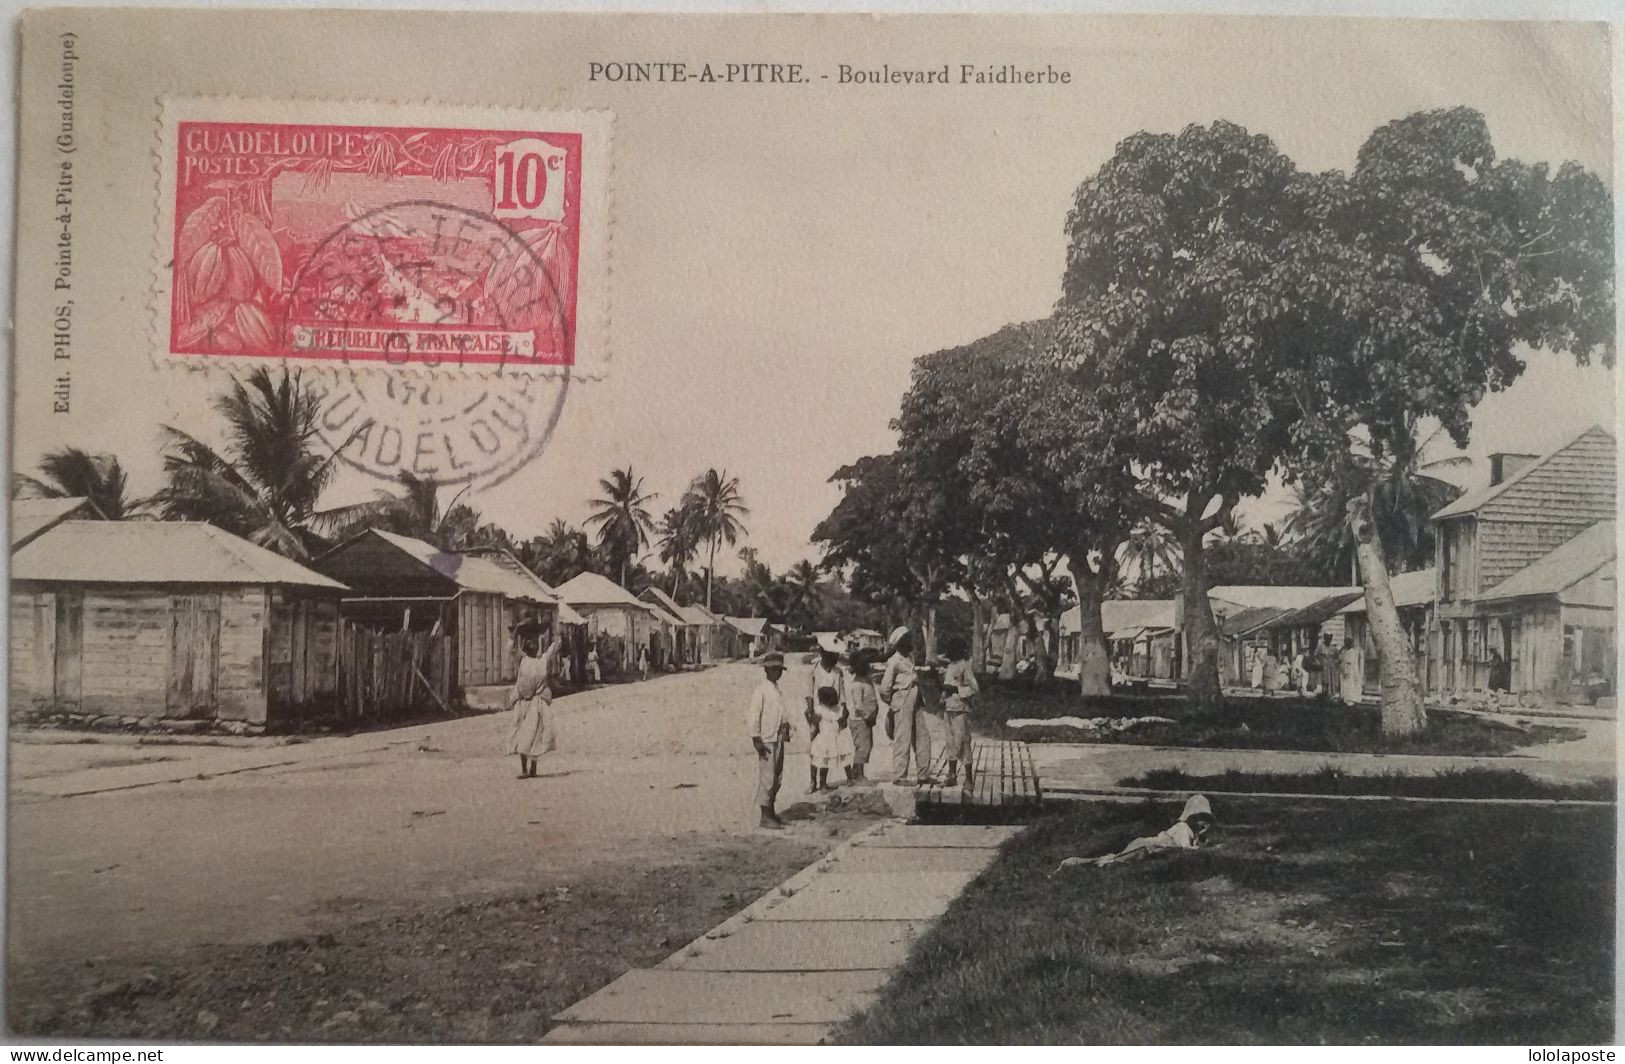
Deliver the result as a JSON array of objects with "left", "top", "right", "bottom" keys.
[
  {"left": 746, "top": 651, "right": 791, "bottom": 829},
  {"left": 878, "top": 626, "right": 932, "bottom": 784}
]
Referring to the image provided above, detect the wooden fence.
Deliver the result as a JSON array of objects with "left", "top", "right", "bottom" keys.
[{"left": 337, "top": 624, "right": 454, "bottom": 721}]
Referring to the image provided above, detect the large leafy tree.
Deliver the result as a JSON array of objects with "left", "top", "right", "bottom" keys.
[
  {"left": 14, "top": 447, "right": 140, "bottom": 519},
  {"left": 1053, "top": 121, "right": 1307, "bottom": 707},
  {"left": 684, "top": 469, "right": 750, "bottom": 611},
  {"left": 1267, "top": 107, "right": 1612, "bottom": 734},
  {"left": 893, "top": 319, "right": 1129, "bottom": 689},
  {"left": 813, "top": 452, "right": 959, "bottom": 655},
  {"left": 152, "top": 368, "right": 339, "bottom": 559},
  {"left": 586, "top": 467, "right": 657, "bottom": 588}
]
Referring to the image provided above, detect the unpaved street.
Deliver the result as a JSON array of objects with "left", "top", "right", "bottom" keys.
[{"left": 7, "top": 660, "right": 881, "bottom": 1017}]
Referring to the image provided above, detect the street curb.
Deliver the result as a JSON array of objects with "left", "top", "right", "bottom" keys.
[{"left": 1043, "top": 784, "right": 1617, "bottom": 808}]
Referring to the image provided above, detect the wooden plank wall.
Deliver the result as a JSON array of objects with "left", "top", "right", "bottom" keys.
[{"left": 337, "top": 624, "right": 453, "bottom": 721}]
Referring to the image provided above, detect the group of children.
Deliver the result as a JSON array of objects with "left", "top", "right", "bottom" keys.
[
  {"left": 801, "top": 631, "right": 981, "bottom": 793},
  {"left": 745, "top": 629, "right": 981, "bottom": 829}
]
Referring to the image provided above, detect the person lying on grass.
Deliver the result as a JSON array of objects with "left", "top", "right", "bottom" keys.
[{"left": 1056, "top": 795, "right": 1215, "bottom": 870}]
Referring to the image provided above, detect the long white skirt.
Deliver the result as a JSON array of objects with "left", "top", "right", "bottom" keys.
[{"left": 509, "top": 692, "right": 556, "bottom": 756}]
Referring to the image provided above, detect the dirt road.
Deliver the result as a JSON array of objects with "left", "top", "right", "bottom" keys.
[{"left": 7, "top": 660, "right": 878, "bottom": 1017}]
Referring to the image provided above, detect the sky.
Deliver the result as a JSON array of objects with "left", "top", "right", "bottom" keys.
[{"left": 11, "top": 11, "right": 1615, "bottom": 575}]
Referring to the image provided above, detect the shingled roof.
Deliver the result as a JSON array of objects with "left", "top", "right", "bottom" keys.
[
  {"left": 1432, "top": 424, "right": 1616, "bottom": 522},
  {"left": 1481, "top": 521, "right": 1614, "bottom": 603}
]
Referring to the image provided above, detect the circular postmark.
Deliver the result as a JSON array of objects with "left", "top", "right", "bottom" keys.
[{"left": 284, "top": 200, "right": 573, "bottom": 489}]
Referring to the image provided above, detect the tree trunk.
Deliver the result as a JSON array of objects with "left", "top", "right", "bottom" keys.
[
  {"left": 1350, "top": 499, "right": 1427, "bottom": 736},
  {"left": 925, "top": 605, "right": 938, "bottom": 660},
  {"left": 970, "top": 597, "right": 987, "bottom": 674},
  {"left": 705, "top": 539, "right": 717, "bottom": 610},
  {"left": 1030, "top": 617, "right": 1051, "bottom": 680},
  {"left": 1072, "top": 566, "right": 1111, "bottom": 697},
  {"left": 1000, "top": 621, "right": 1021, "bottom": 682},
  {"left": 1178, "top": 525, "right": 1222, "bottom": 709}
]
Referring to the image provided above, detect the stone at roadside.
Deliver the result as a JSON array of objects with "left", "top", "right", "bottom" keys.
[{"left": 156, "top": 719, "right": 210, "bottom": 734}]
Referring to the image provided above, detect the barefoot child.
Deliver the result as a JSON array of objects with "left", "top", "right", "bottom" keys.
[
  {"left": 807, "top": 685, "right": 849, "bottom": 792},
  {"left": 940, "top": 636, "right": 978, "bottom": 788},
  {"left": 846, "top": 649, "right": 880, "bottom": 781}
]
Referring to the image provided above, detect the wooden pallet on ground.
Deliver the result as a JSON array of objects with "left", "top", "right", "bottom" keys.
[{"left": 915, "top": 738, "right": 1042, "bottom": 811}]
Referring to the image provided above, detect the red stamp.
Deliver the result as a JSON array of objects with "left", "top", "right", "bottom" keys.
[{"left": 156, "top": 100, "right": 610, "bottom": 376}]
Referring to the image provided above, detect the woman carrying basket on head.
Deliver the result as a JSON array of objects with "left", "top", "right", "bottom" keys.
[{"left": 509, "top": 620, "right": 559, "bottom": 779}]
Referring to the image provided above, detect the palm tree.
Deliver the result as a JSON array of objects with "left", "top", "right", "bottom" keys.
[
  {"left": 14, "top": 447, "right": 139, "bottom": 519},
  {"left": 783, "top": 559, "right": 822, "bottom": 629},
  {"left": 684, "top": 469, "right": 750, "bottom": 611},
  {"left": 151, "top": 368, "right": 339, "bottom": 558},
  {"left": 586, "top": 466, "right": 657, "bottom": 587},
  {"left": 311, "top": 471, "right": 479, "bottom": 549},
  {"left": 1115, "top": 518, "right": 1182, "bottom": 592},
  {"left": 531, "top": 518, "right": 597, "bottom": 585},
  {"left": 1284, "top": 444, "right": 1462, "bottom": 584},
  {"left": 656, "top": 504, "right": 700, "bottom": 596}
]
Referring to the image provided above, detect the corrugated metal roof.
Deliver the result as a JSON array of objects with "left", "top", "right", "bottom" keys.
[
  {"left": 1481, "top": 521, "right": 1614, "bottom": 602},
  {"left": 1258, "top": 590, "right": 1365, "bottom": 630},
  {"left": 677, "top": 603, "right": 719, "bottom": 626},
  {"left": 638, "top": 586, "right": 694, "bottom": 626},
  {"left": 1219, "top": 605, "right": 1292, "bottom": 637},
  {"left": 1209, "top": 585, "right": 1360, "bottom": 611},
  {"left": 557, "top": 570, "right": 659, "bottom": 611},
  {"left": 725, "top": 616, "right": 768, "bottom": 637},
  {"left": 1337, "top": 569, "right": 1436, "bottom": 614},
  {"left": 369, "top": 531, "right": 550, "bottom": 603},
  {"left": 12, "top": 497, "right": 100, "bottom": 549},
  {"left": 13, "top": 521, "right": 347, "bottom": 590},
  {"left": 1432, "top": 424, "right": 1615, "bottom": 521},
  {"left": 1060, "top": 599, "right": 1176, "bottom": 636}
]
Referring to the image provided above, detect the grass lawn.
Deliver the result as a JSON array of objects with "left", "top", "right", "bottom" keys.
[
  {"left": 972, "top": 679, "right": 1582, "bottom": 756},
  {"left": 837, "top": 799, "right": 1615, "bottom": 1044},
  {"left": 1120, "top": 766, "right": 1615, "bottom": 801}
]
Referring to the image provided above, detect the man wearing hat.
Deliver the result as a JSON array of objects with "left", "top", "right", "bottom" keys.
[
  {"left": 878, "top": 626, "right": 932, "bottom": 784},
  {"left": 745, "top": 651, "right": 792, "bottom": 828}
]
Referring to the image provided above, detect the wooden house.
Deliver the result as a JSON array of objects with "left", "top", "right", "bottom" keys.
[
  {"left": 1058, "top": 599, "right": 1175, "bottom": 682},
  {"left": 309, "top": 530, "right": 558, "bottom": 691},
  {"left": 675, "top": 602, "right": 729, "bottom": 662},
  {"left": 9, "top": 520, "right": 346, "bottom": 723},
  {"left": 557, "top": 571, "right": 664, "bottom": 675},
  {"left": 1336, "top": 568, "right": 1437, "bottom": 697},
  {"left": 1430, "top": 425, "right": 1616, "bottom": 705},
  {"left": 638, "top": 586, "right": 695, "bottom": 668},
  {"left": 723, "top": 616, "right": 779, "bottom": 658}
]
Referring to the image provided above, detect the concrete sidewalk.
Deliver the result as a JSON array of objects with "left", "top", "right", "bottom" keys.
[{"left": 543, "top": 821, "right": 1022, "bottom": 1045}]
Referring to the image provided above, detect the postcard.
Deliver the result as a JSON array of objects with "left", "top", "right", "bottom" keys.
[{"left": 7, "top": 7, "right": 1616, "bottom": 1047}]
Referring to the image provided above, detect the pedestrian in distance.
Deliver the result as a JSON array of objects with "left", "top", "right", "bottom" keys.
[
  {"left": 508, "top": 621, "right": 558, "bottom": 779},
  {"left": 587, "top": 645, "right": 601, "bottom": 683},
  {"left": 1261, "top": 647, "right": 1281, "bottom": 694},
  {"left": 1318, "top": 633, "right": 1337, "bottom": 701},
  {"left": 638, "top": 643, "right": 650, "bottom": 681},
  {"left": 1339, "top": 638, "right": 1362, "bottom": 705},
  {"left": 845, "top": 648, "right": 881, "bottom": 782},
  {"left": 939, "top": 635, "right": 978, "bottom": 788},
  {"left": 878, "top": 626, "right": 932, "bottom": 785},
  {"left": 746, "top": 651, "right": 792, "bottom": 829}
]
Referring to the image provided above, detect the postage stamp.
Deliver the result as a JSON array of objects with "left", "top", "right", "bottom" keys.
[{"left": 154, "top": 97, "right": 610, "bottom": 379}]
